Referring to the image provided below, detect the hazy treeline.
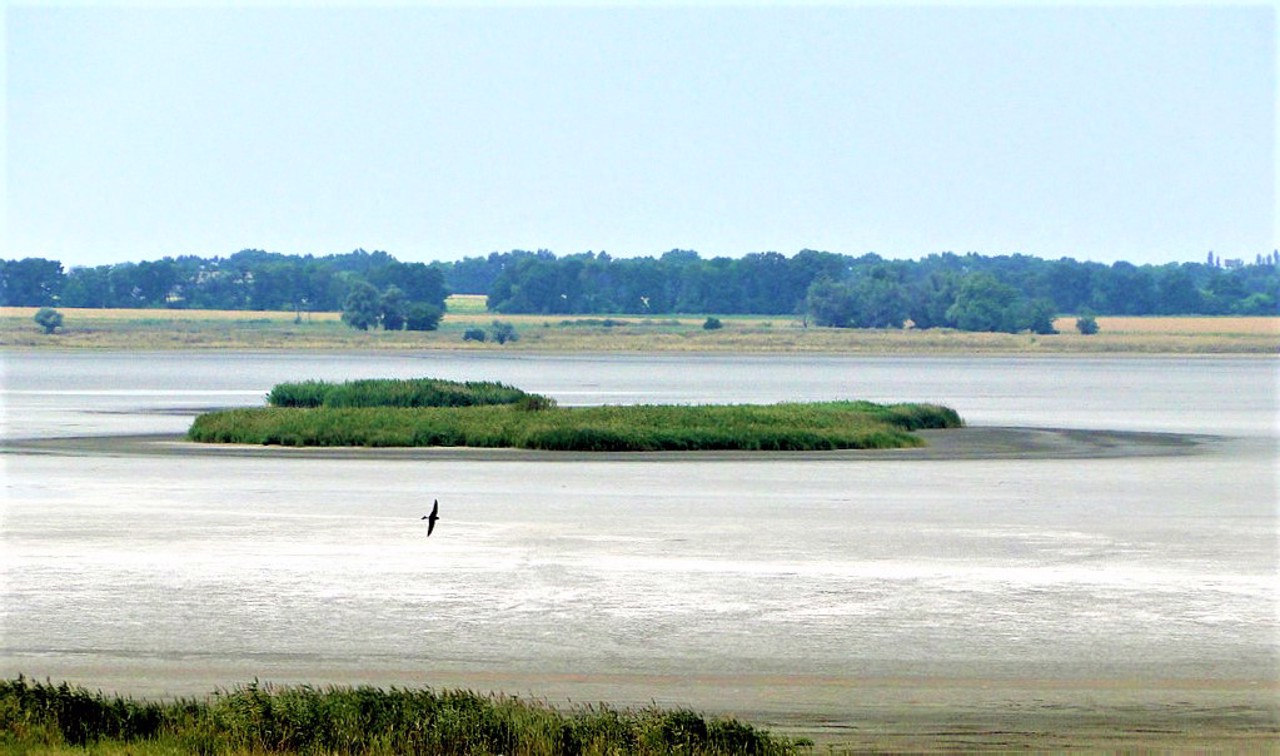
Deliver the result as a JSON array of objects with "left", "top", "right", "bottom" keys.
[
  {"left": 456, "top": 249, "right": 1279, "bottom": 327},
  {"left": 0, "top": 248, "right": 447, "bottom": 314},
  {"left": 3, "top": 248, "right": 1277, "bottom": 328}
]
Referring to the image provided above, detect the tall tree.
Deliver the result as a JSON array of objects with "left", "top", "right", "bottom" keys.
[{"left": 341, "top": 280, "right": 381, "bottom": 331}]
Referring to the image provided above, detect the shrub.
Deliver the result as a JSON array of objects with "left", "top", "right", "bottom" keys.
[
  {"left": 405, "top": 302, "right": 443, "bottom": 331},
  {"left": 703, "top": 316, "right": 723, "bottom": 330},
  {"left": 1076, "top": 312, "right": 1100, "bottom": 335},
  {"left": 514, "top": 394, "right": 558, "bottom": 411},
  {"left": 463, "top": 328, "right": 487, "bottom": 342},
  {"left": 33, "top": 307, "right": 63, "bottom": 334},
  {"left": 490, "top": 320, "right": 519, "bottom": 344}
]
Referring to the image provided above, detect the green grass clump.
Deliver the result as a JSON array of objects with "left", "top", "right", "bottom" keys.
[
  {"left": 266, "top": 378, "right": 546, "bottom": 409},
  {"left": 189, "top": 400, "right": 962, "bottom": 451},
  {"left": 0, "top": 676, "right": 802, "bottom": 755}
]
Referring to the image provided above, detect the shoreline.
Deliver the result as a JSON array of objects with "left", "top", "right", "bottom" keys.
[{"left": 1, "top": 425, "right": 1225, "bottom": 461}]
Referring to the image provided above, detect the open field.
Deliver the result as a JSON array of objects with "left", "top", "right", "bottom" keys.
[{"left": 2, "top": 305, "right": 1276, "bottom": 353}]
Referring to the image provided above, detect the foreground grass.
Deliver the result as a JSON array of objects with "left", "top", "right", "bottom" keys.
[
  {"left": 2, "top": 305, "right": 1276, "bottom": 353},
  {"left": 0, "top": 676, "right": 802, "bottom": 755},
  {"left": 189, "top": 401, "right": 962, "bottom": 451}
]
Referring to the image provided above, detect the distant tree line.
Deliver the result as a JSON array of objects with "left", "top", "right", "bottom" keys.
[
  {"left": 3, "top": 247, "right": 1277, "bottom": 334},
  {"left": 0, "top": 249, "right": 448, "bottom": 329},
  {"left": 449, "top": 248, "right": 1278, "bottom": 331}
]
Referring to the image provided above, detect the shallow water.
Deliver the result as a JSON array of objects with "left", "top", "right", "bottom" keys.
[{"left": 1, "top": 351, "right": 1276, "bottom": 701}]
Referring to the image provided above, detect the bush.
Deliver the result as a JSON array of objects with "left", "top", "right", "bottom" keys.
[
  {"left": 463, "top": 328, "right": 487, "bottom": 342},
  {"left": 703, "top": 316, "right": 723, "bottom": 330},
  {"left": 490, "top": 320, "right": 519, "bottom": 344},
  {"left": 405, "top": 302, "right": 443, "bottom": 331},
  {"left": 1076, "top": 312, "right": 1100, "bottom": 335},
  {"left": 33, "top": 307, "right": 63, "bottom": 334}
]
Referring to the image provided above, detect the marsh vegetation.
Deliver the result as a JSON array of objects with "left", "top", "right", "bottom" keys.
[
  {"left": 0, "top": 676, "right": 801, "bottom": 755},
  {"left": 190, "top": 399, "right": 961, "bottom": 451},
  {"left": 191, "top": 378, "right": 961, "bottom": 451},
  {"left": 266, "top": 378, "right": 540, "bottom": 409}
]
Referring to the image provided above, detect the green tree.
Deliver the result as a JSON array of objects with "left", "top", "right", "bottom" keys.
[
  {"left": 379, "top": 285, "right": 407, "bottom": 330},
  {"left": 33, "top": 307, "right": 63, "bottom": 334},
  {"left": 60, "top": 265, "right": 112, "bottom": 308},
  {"left": 1, "top": 258, "right": 64, "bottom": 306},
  {"left": 907, "top": 270, "right": 959, "bottom": 329},
  {"left": 702, "top": 316, "right": 723, "bottom": 330},
  {"left": 850, "top": 265, "right": 910, "bottom": 328},
  {"left": 1155, "top": 267, "right": 1203, "bottom": 314},
  {"left": 405, "top": 302, "right": 443, "bottom": 331},
  {"left": 946, "top": 274, "right": 1019, "bottom": 332},
  {"left": 341, "top": 280, "right": 380, "bottom": 331},
  {"left": 803, "top": 278, "right": 857, "bottom": 327}
]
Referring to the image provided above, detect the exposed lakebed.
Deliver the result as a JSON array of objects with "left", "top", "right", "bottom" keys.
[{"left": 2, "top": 351, "right": 1276, "bottom": 743}]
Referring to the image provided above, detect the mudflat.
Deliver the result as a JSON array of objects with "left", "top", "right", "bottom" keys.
[
  {"left": 6, "top": 420, "right": 1274, "bottom": 750},
  {"left": 1, "top": 425, "right": 1219, "bottom": 461}
]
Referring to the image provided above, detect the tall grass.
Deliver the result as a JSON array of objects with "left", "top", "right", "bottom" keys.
[
  {"left": 189, "top": 400, "right": 962, "bottom": 451},
  {"left": 267, "top": 378, "right": 546, "bottom": 409},
  {"left": 0, "top": 676, "right": 801, "bottom": 755}
]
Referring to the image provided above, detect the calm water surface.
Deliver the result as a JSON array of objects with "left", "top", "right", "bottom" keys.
[{"left": 1, "top": 351, "right": 1276, "bottom": 702}]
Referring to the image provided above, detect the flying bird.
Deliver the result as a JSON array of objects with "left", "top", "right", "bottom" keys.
[{"left": 421, "top": 499, "right": 439, "bottom": 536}]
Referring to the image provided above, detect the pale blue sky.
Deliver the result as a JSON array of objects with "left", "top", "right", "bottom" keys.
[{"left": 5, "top": 2, "right": 1275, "bottom": 268}]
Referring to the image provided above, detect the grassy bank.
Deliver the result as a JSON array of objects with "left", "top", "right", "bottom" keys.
[
  {"left": 188, "top": 400, "right": 962, "bottom": 451},
  {"left": 0, "top": 676, "right": 801, "bottom": 755},
  {"left": 2, "top": 305, "right": 1276, "bottom": 353}
]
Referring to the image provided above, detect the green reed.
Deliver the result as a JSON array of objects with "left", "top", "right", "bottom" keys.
[
  {"left": 266, "top": 378, "right": 546, "bottom": 409},
  {"left": 0, "top": 676, "right": 801, "bottom": 755},
  {"left": 189, "top": 400, "right": 962, "bottom": 451}
]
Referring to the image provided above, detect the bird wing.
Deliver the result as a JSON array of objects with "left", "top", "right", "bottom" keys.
[{"left": 427, "top": 499, "right": 439, "bottom": 536}]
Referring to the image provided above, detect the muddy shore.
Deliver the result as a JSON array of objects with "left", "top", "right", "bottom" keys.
[{"left": 1, "top": 425, "right": 1222, "bottom": 461}]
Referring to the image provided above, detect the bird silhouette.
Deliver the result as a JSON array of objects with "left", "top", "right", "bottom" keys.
[{"left": 421, "top": 499, "right": 439, "bottom": 536}]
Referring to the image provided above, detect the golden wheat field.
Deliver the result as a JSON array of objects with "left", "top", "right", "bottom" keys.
[{"left": 1078, "top": 315, "right": 1279, "bottom": 335}]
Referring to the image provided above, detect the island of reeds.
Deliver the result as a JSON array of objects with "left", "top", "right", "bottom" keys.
[
  {"left": 188, "top": 377, "right": 962, "bottom": 451},
  {"left": 0, "top": 676, "right": 803, "bottom": 755}
]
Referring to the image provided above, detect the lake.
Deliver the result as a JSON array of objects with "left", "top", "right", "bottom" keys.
[{"left": 1, "top": 350, "right": 1276, "bottom": 732}]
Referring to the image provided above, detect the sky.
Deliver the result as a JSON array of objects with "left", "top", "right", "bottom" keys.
[{"left": 4, "top": 1, "right": 1276, "bottom": 269}]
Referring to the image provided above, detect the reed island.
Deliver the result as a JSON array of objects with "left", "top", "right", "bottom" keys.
[{"left": 187, "top": 378, "right": 962, "bottom": 452}]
